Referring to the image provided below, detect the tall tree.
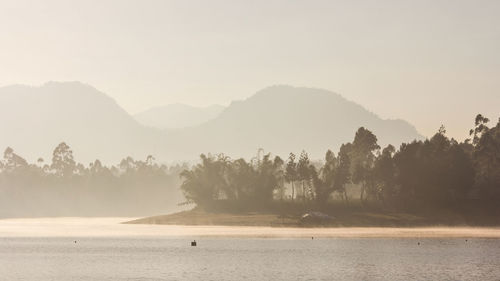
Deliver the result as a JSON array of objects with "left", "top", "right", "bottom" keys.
[
  {"left": 285, "top": 153, "right": 298, "bottom": 201},
  {"left": 313, "top": 150, "right": 336, "bottom": 205},
  {"left": 350, "top": 127, "right": 380, "bottom": 202},
  {"left": 2, "top": 147, "right": 28, "bottom": 173},
  {"left": 470, "top": 115, "right": 500, "bottom": 203},
  {"left": 373, "top": 144, "right": 396, "bottom": 204},
  {"left": 51, "top": 142, "right": 76, "bottom": 178},
  {"left": 335, "top": 143, "right": 352, "bottom": 202},
  {"left": 297, "top": 151, "right": 311, "bottom": 203}
]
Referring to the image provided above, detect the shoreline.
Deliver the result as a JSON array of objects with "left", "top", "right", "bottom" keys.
[
  {"left": 125, "top": 209, "right": 500, "bottom": 228},
  {"left": 0, "top": 217, "right": 499, "bottom": 238}
]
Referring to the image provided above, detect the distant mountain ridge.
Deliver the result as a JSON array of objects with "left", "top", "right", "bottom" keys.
[
  {"left": 0, "top": 82, "right": 423, "bottom": 163},
  {"left": 0, "top": 81, "right": 159, "bottom": 163},
  {"left": 134, "top": 103, "right": 225, "bottom": 129},
  {"left": 161, "top": 85, "right": 423, "bottom": 160}
]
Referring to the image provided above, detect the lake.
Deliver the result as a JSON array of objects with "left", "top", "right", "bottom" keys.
[{"left": 0, "top": 218, "right": 499, "bottom": 280}]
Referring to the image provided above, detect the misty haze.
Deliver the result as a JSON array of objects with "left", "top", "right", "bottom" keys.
[{"left": 0, "top": 1, "right": 499, "bottom": 280}]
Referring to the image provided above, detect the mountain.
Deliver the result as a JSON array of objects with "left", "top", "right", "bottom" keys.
[
  {"left": 0, "top": 82, "right": 423, "bottom": 163},
  {"left": 0, "top": 81, "right": 160, "bottom": 164},
  {"left": 159, "top": 85, "right": 423, "bottom": 160},
  {"left": 134, "top": 103, "right": 225, "bottom": 129}
]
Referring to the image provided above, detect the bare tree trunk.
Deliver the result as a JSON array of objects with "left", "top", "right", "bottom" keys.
[
  {"left": 302, "top": 180, "right": 306, "bottom": 203},
  {"left": 360, "top": 183, "right": 365, "bottom": 202},
  {"left": 291, "top": 181, "right": 295, "bottom": 201}
]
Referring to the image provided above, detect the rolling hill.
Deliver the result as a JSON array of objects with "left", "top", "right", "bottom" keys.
[
  {"left": 0, "top": 82, "right": 423, "bottom": 164},
  {"left": 0, "top": 81, "right": 160, "bottom": 164},
  {"left": 159, "top": 85, "right": 423, "bottom": 160}
]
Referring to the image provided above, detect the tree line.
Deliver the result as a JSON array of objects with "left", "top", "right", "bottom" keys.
[
  {"left": 0, "top": 142, "right": 184, "bottom": 184},
  {"left": 0, "top": 143, "right": 184, "bottom": 217},
  {"left": 1, "top": 114, "right": 498, "bottom": 216},
  {"left": 180, "top": 114, "right": 500, "bottom": 213}
]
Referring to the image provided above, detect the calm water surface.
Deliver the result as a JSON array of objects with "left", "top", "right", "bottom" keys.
[{"left": 0, "top": 237, "right": 499, "bottom": 280}]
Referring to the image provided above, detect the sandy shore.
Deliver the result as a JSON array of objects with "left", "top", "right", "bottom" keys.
[{"left": 0, "top": 217, "right": 499, "bottom": 238}]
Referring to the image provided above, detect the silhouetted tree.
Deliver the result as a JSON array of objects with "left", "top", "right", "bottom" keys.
[
  {"left": 373, "top": 144, "right": 396, "bottom": 204},
  {"left": 51, "top": 142, "right": 76, "bottom": 178},
  {"left": 285, "top": 153, "right": 298, "bottom": 201},
  {"left": 312, "top": 150, "right": 336, "bottom": 206},
  {"left": 2, "top": 147, "right": 28, "bottom": 173},
  {"left": 297, "top": 151, "right": 311, "bottom": 203},
  {"left": 350, "top": 127, "right": 380, "bottom": 202},
  {"left": 470, "top": 115, "right": 500, "bottom": 204},
  {"left": 335, "top": 143, "right": 352, "bottom": 202}
]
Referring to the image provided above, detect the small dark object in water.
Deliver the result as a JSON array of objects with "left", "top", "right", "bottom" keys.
[
  {"left": 74, "top": 241, "right": 77, "bottom": 243},
  {"left": 465, "top": 239, "right": 468, "bottom": 242},
  {"left": 417, "top": 242, "right": 420, "bottom": 245},
  {"left": 311, "top": 237, "right": 314, "bottom": 240},
  {"left": 191, "top": 240, "right": 197, "bottom": 246}
]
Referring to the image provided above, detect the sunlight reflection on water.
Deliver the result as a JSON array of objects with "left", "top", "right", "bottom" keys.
[{"left": 0, "top": 218, "right": 499, "bottom": 280}]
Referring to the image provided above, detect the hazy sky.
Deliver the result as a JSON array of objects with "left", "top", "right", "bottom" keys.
[{"left": 1, "top": 0, "right": 499, "bottom": 139}]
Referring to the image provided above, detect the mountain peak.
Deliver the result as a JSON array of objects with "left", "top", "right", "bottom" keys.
[
  {"left": 43, "top": 80, "right": 88, "bottom": 87},
  {"left": 0, "top": 82, "right": 423, "bottom": 163},
  {"left": 251, "top": 85, "right": 344, "bottom": 100},
  {"left": 0, "top": 81, "right": 147, "bottom": 163}
]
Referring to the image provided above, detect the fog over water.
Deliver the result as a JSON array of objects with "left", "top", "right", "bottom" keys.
[{"left": 1, "top": 218, "right": 499, "bottom": 238}]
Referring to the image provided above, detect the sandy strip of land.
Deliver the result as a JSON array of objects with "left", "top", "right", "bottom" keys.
[{"left": 0, "top": 218, "right": 499, "bottom": 238}]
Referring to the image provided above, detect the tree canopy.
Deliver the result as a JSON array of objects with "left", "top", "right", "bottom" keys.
[{"left": 179, "top": 115, "right": 500, "bottom": 213}]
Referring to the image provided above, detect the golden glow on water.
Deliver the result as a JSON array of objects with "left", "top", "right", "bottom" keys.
[{"left": 1, "top": 218, "right": 499, "bottom": 238}]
